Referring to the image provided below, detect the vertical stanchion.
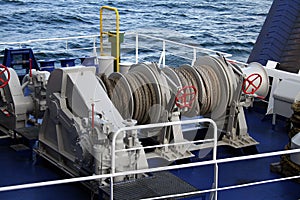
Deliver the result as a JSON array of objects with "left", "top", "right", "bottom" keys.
[
  {"left": 192, "top": 48, "right": 197, "bottom": 67},
  {"left": 136, "top": 33, "right": 139, "bottom": 64},
  {"left": 213, "top": 121, "right": 218, "bottom": 200},
  {"left": 162, "top": 40, "right": 166, "bottom": 68}
]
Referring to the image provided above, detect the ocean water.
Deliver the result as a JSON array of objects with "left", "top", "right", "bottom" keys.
[{"left": 0, "top": 0, "right": 273, "bottom": 62}]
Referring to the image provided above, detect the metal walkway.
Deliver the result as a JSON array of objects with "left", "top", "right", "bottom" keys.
[{"left": 100, "top": 172, "right": 199, "bottom": 200}]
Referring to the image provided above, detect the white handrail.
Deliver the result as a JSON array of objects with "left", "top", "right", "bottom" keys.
[
  {"left": 110, "top": 118, "right": 218, "bottom": 200},
  {"left": 0, "top": 32, "right": 229, "bottom": 58},
  {"left": 0, "top": 148, "right": 299, "bottom": 199},
  {"left": 115, "top": 138, "right": 214, "bottom": 153},
  {"left": 0, "top": 35, "right": 99, "bottom": 45},
  {"left": 111, "top": 118, "right": 218, "bottom": 174},
  {"left": 0, "top": 135, "right": 10, "bottom": 139},
  {"left": 0, "top": 35, "right": 101, "bottom": 60},
  {"left": 0, "top": 148, "right": 299, "bottom": 190},
  {"left": 129, "top": 32, "right": 232, "bottom": 58},
  {"left": 0, "top": 33, "right": 232, "bottom": 67}
]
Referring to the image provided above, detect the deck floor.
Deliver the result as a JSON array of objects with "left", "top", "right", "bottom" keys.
[
  {"left": 0, "top": 109, "right": 299, "bottom": 200},
  {"left": 172, "top": 109, "right": 300, "bottom": 200}
]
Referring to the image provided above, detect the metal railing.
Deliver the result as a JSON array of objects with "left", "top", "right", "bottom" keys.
[
  {"left": 0, "top": 117, "right": 299, "bottom": 199},
  {"left": 0, "top": 32, "right": 232, "bottom": 68},
  {"left": 130, "top": 32, "right": 232, "bottom": 67},
  {"left": 110, "top": 118, "right": 218, "bottom": 200},
  {"left": 0, "top": 35, "right": 100, "bottom": 61},
  {"left": 0, "top": 137, "right": 299, "bottom": 199}
]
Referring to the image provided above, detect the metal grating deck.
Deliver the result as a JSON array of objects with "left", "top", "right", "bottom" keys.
[{"left": 100, "top": 171, "right": 201, "bottom": 200}]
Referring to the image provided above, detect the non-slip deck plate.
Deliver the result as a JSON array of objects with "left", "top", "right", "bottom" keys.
[
  {"left": 14, "top": 126, "right": 39, "bottom": 140},
  {"left": 100, "top": 171, "right": 199, "bottom": 200}
]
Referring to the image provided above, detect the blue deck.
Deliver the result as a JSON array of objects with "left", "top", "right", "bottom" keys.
[
  {"left": 172, "top": 109, "right": 300, "bottom": 200},
  {"left": 0, "top": 109, "right": 299, "bottom": 200}
]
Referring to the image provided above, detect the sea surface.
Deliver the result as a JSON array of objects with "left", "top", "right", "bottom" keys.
[{"left": 0, "top": 0, "right": 273, "bottom": 62}]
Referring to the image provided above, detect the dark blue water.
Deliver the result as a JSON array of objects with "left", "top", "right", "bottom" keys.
[{"left": 0, "top": 0, "right": 273, "bottom": 62}]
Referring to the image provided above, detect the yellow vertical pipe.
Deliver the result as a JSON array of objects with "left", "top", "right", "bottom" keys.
[{"left": 100, "top": 6, "right": 120, "bottom": 72}]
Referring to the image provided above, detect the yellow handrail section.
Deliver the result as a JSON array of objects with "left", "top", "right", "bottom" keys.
[{"left": 100, "top": 6, "right": 120, "bottom": 72}]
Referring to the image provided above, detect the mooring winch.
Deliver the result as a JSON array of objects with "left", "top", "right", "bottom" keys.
[{"left": 0, "top": 54, "right": 269, "bottom": 186}]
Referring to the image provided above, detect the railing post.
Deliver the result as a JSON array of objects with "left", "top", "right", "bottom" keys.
[
  {"left": 136, "top": 32, "right": 139, "bottom": 64},
  {"left": 93, "top": 36, "right": 97, "bottom": 57},
  {"left": 111, "top": 128, "right": 121, "bottom": 200},
  {"left": 66, "top": 40, "right": 68, "bottom": 51},
  {"left": 213, "top": 118, "right": 218, "bottom": 200},
  {"left": 192, "top": 48, "right": 197, "bottom": 67},
  {"left": 163, "top": 40, "right": 166, "bottom": 67},
  {"left": 110, "top": 176, "right": 114, "bottom": 200},
  {"left": 158, "top": 40, "right": 166, "bottom": 68},
  {"left": 111, "top": 118, "right": 218, "bottom": 199}
]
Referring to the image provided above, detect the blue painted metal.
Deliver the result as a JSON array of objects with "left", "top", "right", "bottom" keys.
[
  {"left": 248, "top": 0, "right": 300, "bottom": 73},
  {"left": 80, "top": 56, "right": 97, "bottom": 66},
  {"left": 38, "top": 59, "right": 56, "bottom": 72},
  {"left": 2, "top": 48, "right": 39, "bottom": 79},
  {"left": 59, "top": 58, "right": 76, "bottom": 67},
  {"left": 80, "top": 56, "right": 99, "bottom": 73}
]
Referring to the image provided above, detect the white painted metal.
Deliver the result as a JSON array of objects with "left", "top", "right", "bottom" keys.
[
  {"left": 115, "top": 138, "right": 214, "bottom": 153},
  {"left": 241, "top": 62, "right": 269, "bottom": 98},
  {"left": 264, "top": 61, "right": 300, "bottom": 126},
  {"left": 135, "top": 33, "right": 139, "bottom": 64},
  {"left": 111, "top": 118, "right": 218, "bottom": 200},
  {"left": 0, "top": 135, "right": 10, "bottom": 139},
  {"left": 265, "top": 61, "right": 300, "bottom": 115}
]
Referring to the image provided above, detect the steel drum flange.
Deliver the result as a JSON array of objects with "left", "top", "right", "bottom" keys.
[
  {"left": 180, "top": 65, "right": 203, "bottom": 116},
  {"left": 194, "top": 56, "right": 229, "bottom": 119},
  {"left": 130, "top": 63, "right": 163, "bottom": 123}
]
